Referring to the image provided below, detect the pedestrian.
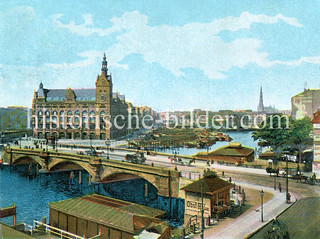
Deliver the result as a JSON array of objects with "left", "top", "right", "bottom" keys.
[
  {"left": 222, "top": 171, "right": 225, "bottom": 177},
  {"left": 278, "top": 182, "right": 282, "bottom": 192},
  {"left": 207, "top": 161, "right": 210, "bottom": 166},
  {"left": 193, "top": 157, "right": 196, "bottom": 163},
  {"left": 229, "top": 177, "right": 232, "bottom": 183}
]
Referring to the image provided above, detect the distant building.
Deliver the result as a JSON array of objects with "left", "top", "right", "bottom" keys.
[
  {"left": 32, "top": 54, "right": 156, "bottom": 140},
  {"left": 49, "top": 194, "right": 171, "bottom": 239},
  {"left": 194, "top": 142, "right": 254, "bottom": 164},
  {"left": 291, "top": 89, "right": 320, "bottom": 119}
]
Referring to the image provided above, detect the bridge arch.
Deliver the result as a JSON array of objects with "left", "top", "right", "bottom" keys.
[
  {"left": 48, "top": 159, "right": 95, "bottom": 178},
  {"left": 13, "top": 155, "right": 45, "bottom": 169},
  {"left": 99, "top": 171, "right": 159, "bottom": 192}
]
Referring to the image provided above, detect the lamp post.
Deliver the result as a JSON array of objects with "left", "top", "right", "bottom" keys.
[
  {"left": 201, "top": 183, "right": 205, "bottom": 239},
  {"left": 260, "top": 189, "right": 264, "bottom": 222},
  {"left": 286, "top": 155, "right": 289, "bottom": 203},
  {"left": 19, "top": 137, "right": 22, "bottom": 149},
  {"left": 105, "top": 139, "right": 110, "bottom": 159}
]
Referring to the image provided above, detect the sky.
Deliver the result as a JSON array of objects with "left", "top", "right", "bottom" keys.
[{"left": 1, "top": 0, "right": 320, "bottom": 112}]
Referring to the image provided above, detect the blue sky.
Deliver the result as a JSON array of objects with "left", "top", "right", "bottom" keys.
[{"left": 1, "top": 0, "right": 320, "bottom": 112}]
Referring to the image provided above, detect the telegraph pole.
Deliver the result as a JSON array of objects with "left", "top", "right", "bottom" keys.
[
  {"left": 201, "top": 183, "right": 204, "bottom": 239},
  {"left": 286, "top": 155, "right": 289, "bottom": 203}
]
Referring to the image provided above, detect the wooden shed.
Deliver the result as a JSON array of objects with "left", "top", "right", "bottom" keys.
[
  {"left": 195, "top": 142, "right": 254, "bottom": 164},
  {"left": 49, "top": 194, "right": 169, "bottom": 239}
]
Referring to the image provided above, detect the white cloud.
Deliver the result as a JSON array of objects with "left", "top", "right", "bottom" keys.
[{"left": 51, "top": 11, "right": 305, "bottom": 79}]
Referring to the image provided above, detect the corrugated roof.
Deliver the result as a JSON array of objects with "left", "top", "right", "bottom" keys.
[
  {"left": 49, "top": 194, "right": 165, "bottom": 234},
  {"left": 181, "top": 172, "right": 233, "bottom": 195}
]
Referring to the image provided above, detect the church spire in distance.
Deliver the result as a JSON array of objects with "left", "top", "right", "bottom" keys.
[{"left": 257, "top": 86, "right": 265, "bottom": 112}]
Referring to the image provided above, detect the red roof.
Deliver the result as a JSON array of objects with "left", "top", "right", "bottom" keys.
[{"left": 311, "top": 110, "right": 320, "bottom": 124}]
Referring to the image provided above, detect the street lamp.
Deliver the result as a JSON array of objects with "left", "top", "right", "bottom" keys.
[
  {"left": 260, "top": 189, "right": 264, "bottom": 222},
  {"left": 285, "top": 155, "right": 290, "bottom": 204},
  {"left": 200, "top": 183, "right": 205, "bottom": 239},
  {"left": 105, "top": 139, "right": 111, "bottom": 159}
]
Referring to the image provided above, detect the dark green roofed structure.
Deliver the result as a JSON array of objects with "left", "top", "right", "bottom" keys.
[
  {"left": 194, "top": 142, "right": 254, "bottom": 164},
  {"left": 49, "top": 194, "right": 171, "bottom": 239}
]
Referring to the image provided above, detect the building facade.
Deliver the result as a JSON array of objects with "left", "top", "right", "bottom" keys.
[
  {"left": 32, "top": 54, "right": 156, "bottom": 140},
  {"left": 291, "top": 89, "right": 320, "bottom": 119},
  {"left": 311, "top": 110, "right": 320, "bottom": 177}
]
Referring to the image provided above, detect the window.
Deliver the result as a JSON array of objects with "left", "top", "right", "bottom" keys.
[
  {"left": 100, "top": 94, "right": 105, "bottom": 100},
  {"left": 82, "top": 110, "right": 87, "bottom": 116},
  {"left": 75, "top": 110, "right": 80, "bottom": 115},
  {"left": 45, "top": 111, "right": 50, "bottom": 116},
  {"left": 67, "top": 110, "right": 72, "bottom": 115},
  {"left": 37, "top": 110, "right": 43, "bottom": 116},
  {"left": 61, "top": 97, "right": 66, "bottom": 101},
  {"left": 47, "top": 97, "right": 52, "bottom": 101}
]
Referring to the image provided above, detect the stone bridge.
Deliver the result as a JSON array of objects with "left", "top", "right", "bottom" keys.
[{"left": 1, "top": 147, "right": 180, "bottom": 198}]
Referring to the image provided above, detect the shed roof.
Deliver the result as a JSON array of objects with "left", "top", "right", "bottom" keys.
[
  {"left": 49, "top": 194, "right": 165, "bottom": 234},
  {"left": 181, "top": 171, "right": 233, "bottom": 195},
  {"left": 207, "top": 142, "right": 254, "bottom": 157}
]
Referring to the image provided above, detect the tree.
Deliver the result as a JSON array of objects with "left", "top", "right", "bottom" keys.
[
  {"left": 252, "top": 115, "right": 312, "bottom": 164},
  {"left": 252, "top": 114, "right": 292, "bottom": 160},
  {"left": 288, "top": 117, "right": 312, "bottom": 164}
]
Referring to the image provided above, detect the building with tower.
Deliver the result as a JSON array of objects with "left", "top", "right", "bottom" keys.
[{"left": 31, "top": 54, "right": 157, "bottom": 140}]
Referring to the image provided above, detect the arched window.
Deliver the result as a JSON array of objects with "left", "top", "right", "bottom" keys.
[
  {"left": 82, "top": 110, "right": 87, "bottom": 116},
  {"left": 67, "top": 110, "right": 72, "bottom": 115},
  {"left": 100, "top": 110, "right": 106, "bottom": 115},
  {"left": 59, "top": 110, "right": 64, "bottom": 115},
  {"left": 52, "top": 110, "right": 58, "bottom": 115},
  {"left": 75, "top": 110, "right": 80, "bottom": 115},
  {"left": 83, "top": 97, "right": 88, "bottom": 101},
  {"left": 54, "top": 97, "right": 59, "bottom": 101},
  {"left": 91, "top": 97, "right": 96, "bottom": 101},
  {"left": 89, "top": 110, "right": 95, "bottom": 116},
  {"left": 37, "top": 110, "right": 43, "bottom": 116},
  {"left": 61, "top": 97, "right": 66, "bottom": 101},
  {"left": 47, "top": 97, "right": 52, "bottom": 101},
  {"left": 45, "top": 110, "right": 50, "bottom": 116}
]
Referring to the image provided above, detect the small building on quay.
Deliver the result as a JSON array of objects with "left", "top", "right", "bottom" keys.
[
  {"left": 181, "top": 171, "right": 233, "bottom": 227},
  {"left": 194, "top": 142, "right": 254, "bottom": 164},
  {"left": 49, "top": 194, "right": 171, "bottom": 239}
]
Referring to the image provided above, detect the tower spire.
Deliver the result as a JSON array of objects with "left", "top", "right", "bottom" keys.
[
  {"left": 101, "top": 53, "right": 108, "bottom": 75},
  {"left": 257, "top": 86, "right": 265, "bottom": 112}
]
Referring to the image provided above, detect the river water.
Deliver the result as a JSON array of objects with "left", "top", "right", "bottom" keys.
[
  {"left": 155, "top": 130, "right": 259, "bottom": 155},
  {"left": 0, "top": 131, "right": 255, "bottom": 227}
]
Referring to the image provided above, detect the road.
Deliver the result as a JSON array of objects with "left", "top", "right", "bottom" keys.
[{"left": 193, "top": 182, "right": 296, "bottom": 239}]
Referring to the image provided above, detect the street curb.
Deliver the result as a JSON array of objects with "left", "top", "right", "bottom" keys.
[{"left": 244, "top": 195, "right": 297, "bottom": 239}]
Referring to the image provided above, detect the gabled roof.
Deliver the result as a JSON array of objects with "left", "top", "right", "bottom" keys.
[
  {"left": 207, "top": 142, "right": 254, "bottom": 157},
  {"left": 181, "top": 172, "right": 233, "bottom": 195},
  {"left": 311, "top": 110, "right": 320, "bottom": 124},
  {"left": 49, "top": 194, "right": 165, "bottom": 234}
]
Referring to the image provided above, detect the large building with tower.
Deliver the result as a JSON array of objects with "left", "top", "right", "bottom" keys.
[{"left": 32, "top": 54, "right": 157, "bottom": 140}]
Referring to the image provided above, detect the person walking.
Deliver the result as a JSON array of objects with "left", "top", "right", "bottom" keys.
[{"left": 278, "top": 182, "right": 282, "bottom": 192}]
